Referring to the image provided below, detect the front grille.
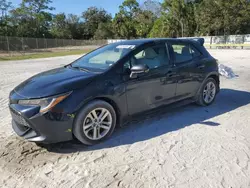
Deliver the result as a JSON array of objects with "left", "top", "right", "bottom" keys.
[{"left": 10, "top": 108, "right": 30, "bottom": 128}]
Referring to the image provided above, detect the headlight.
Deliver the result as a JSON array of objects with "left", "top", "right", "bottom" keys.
[{"left": 18, "top": 92, "right": 72, "bottom": 113}]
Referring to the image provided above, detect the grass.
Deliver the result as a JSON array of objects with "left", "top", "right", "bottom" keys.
[{"left": 0, "top": 49, "right": 92, "bottom": 61}]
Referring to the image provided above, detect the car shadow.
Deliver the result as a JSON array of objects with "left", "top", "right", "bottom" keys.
[{"left": 44, "top": 88, "right": 250, "bottom": 153}]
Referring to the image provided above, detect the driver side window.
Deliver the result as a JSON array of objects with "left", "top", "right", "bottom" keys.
[{"left": 123, "top": 44, "right": 169, "bottom": 72}]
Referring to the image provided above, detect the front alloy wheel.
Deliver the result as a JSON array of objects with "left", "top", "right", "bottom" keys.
[
  {"left": 83, "top": 108, "right": 112, "bottom": 140},
  {"left": 73, "top": 100, "right": 116, "bottom": 145}
]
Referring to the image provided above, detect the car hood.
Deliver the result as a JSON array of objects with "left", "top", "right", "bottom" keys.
[{"left": 14, "top": 67, "right": 98, "bottom": 99}]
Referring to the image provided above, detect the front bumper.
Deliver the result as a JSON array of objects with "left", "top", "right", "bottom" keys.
[{"left": 10, "top": 104, "right": 74, "bottom": 144}]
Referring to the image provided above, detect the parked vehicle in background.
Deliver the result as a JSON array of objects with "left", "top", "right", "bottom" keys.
[{"left": 9, "top": 38, "right": 220, "bottom": 145}]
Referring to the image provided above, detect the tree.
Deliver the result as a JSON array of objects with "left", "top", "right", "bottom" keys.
[
  {"left": 0, "top": 0, "right": 12, "bottom": 19},
  {"left": 94, "top": 22, "right": 114, "bottom": 39},
  {"left": 184, "top": 1, "right": 197, "bottom": 36},
  {"left": 1, "top": 0, "right": 250, "bottom": 40},
  {"left": 162, "top": 0, "right": 187, "bottom": 37},
  {"left": 0, "top": 0, "right": 12, "bottom": 36},
  {"left": 149, "top": 16, "right": 166, "bottom": 38},
  {"left": 135, "top": 10, "right": 155, "bottom": 38},
  {"left": 159, "top": 0, "right": 200, "bottom": 37},
  {"left": 82, "top": 7, "right": 112, "bottom": 39},
  {"left": 196, "top": 0, "right": 250, "bottom": 35},
  {"left": 149, "top": 13, "right": 179, "bottom": 38},
  {"left": 50, "top": 13, "right": 70, "bottom": 38},
  {"left": 50, "top": 13, "right": 84, "bottom": 39},
  {"left": 141, "top": 0, "right": 162, "bottom": 18},
  {"left": 66, "top": 14, "right": 82, "bottom": 39},
  {"left": 10, "top": 0, "right": 54, "bottom": 37},
  {"left": 113, "top": 0, "right": 139, "bottom": 39}
]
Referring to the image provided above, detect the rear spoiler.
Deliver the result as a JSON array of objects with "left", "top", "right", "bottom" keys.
[
  {"left": 181, "top": 37, "right": 205, "bottom": 46},
  {"left": 189, "top": 38, "right": 205, "bottom": 46}
]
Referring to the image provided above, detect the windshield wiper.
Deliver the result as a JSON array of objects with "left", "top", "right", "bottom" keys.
[
  {"left": 67, "top": 64, "right": 103, "bottom": 74},
  {"left": 66, "top": 64, "right": 74, "bottom": 69},
  {"left": 70, "top": 66, "right": 93, "bottom": 73}
]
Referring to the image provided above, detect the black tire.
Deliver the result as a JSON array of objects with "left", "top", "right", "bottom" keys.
[
  {"left": 196, "top": 78, "right": 217, "bottom": 106},
  {"left": 73, "top": 100, "right": 116, "bottom": 145}
]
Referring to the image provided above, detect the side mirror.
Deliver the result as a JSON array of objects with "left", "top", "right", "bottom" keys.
[{"left": 130, "top": 64, "right": 149, "bottom": 79}]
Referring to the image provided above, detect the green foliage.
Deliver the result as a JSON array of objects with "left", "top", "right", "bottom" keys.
[
  {"left": 113, "top": 0, "right": 139, "bottom": 39},
  {"left": 94, "top": 22, "right": 114, "bottom": 39},
  {"left": 1, "top": 0, "right": 250, "bottom": 40},
  {"left": 66, "top": 14, "right": 82, "bottom": 39},
  {"left": 149, "top": 17, "right": 166, "bottom": 38},
  {"left": 0, "top": 0, "right": 12, "bottom": 35},
  {"left": 50, "top": 13, "right": 84, "bottom": 39},
  {"left": 196, "top": 0, "right": 250, "bottom": 35},
  {"left": 0, "top": 0, "right": 12, "bottom": 18},
  {"left": 135, "top": 10, "right": 155, "bottom": 38},
  {"left": 10, "top": 0, "right": 54, "bottom": 37},
  {"left": 162, "top": 0, "right": 189, "bottom": 37},
  {"left": 149, "top": 13, "right": 178, "bottom": 38},
  {"left": 50, "top": 13, "right": 70, "bottom": 38},
  {"left": 141, "top": 0, "right": 162, "bottom": 18},
  {"left": 82, "top": 7, "right": 112, "bottom": 39}
]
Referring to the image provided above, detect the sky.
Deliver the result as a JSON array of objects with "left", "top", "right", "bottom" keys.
[{"left": 10, "top": 0, "right": 160, "bottom": 17}]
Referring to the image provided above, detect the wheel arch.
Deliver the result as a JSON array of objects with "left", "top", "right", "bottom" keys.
[
  {"left": 195, "top": 72, "right": 220, "bottom": 100},
  {"left": 72, "top": 97, "right": 120, "bottom": 145},
  {"left": 75, "top": 96, "right": 122, "bottom": 127},
  {"left": 95, "top": 97, "right": 121, "bottom": 126},
  {"left": 206, "top": 73, "right": 220, "bottom": 92}
]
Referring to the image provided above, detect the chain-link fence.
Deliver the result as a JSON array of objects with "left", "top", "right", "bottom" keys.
[
  {"left": 1, "top": 34, "right": 250, "bottom": 55},
  {"left": 0, "top": 36, "right": 107, "bottom": 53},
  {"left": 200, "top": 34, "right": 250, "bottom": 49},
  {"left": 109, "top": 35, "right": 250, "bottom": 49}
]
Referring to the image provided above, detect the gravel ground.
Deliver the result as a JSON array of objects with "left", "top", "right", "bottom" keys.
[{"left": 0, "top": 50, "right": 250, "bottom": 188}]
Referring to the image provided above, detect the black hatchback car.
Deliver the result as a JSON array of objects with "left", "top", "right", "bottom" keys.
[{"left": 9, "top": 38, "right": 220, "bottom": 145}]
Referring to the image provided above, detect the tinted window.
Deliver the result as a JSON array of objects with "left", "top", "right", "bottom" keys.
[
  {"left": 171, "top": 44, "right": 193, "bottom": 64},
  {"left": 171, "top": 43, "right": 202, "bottom": 64},
  {"left": 124, "top": 44, "right": 169, "bottom": 70},
  {"left": 190, "top": 45, "right": 201, "bottom": 58},
  {"left": 72, "top": 43, "right": 135, "bottom": 72}
]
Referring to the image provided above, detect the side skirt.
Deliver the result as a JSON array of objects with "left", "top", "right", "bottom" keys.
[{"left": 120, "top": 98, "right": 195, "bottom": 127}]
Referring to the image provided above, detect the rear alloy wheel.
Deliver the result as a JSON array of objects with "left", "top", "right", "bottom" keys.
[
  {"left": 73, "top": 100, "right": 116, "bottom": 145},
  {"left": 203, "top": 81, "right": 216, "bottom": 104},
  {"left": 196, "top": 78, "right": 217, "bottom": 106}
]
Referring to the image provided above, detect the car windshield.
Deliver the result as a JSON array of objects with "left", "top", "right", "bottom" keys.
[{"left": 71, "top": 43, "right": 136, "bottom": 72}]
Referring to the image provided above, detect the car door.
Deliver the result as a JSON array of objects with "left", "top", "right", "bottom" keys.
[
  {"left": 168, "top": 41, "right": 204, "bottom": 100},
  {"left": 124, "top": 42, "right": 177, "bottom": 115}
]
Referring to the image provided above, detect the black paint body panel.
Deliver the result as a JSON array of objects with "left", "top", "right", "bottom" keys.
[{"left": 9, "top": 38, "right": 220, "bottom": 143}]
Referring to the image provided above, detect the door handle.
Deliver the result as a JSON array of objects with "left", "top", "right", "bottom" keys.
[
  {"left": 166, "top": 71, "right": 176, "bottom": 78},
  {"left": 197, "top": 64, "right": 205, "bottom": 69}
]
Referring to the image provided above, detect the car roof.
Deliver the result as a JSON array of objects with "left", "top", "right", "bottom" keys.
[{"left": 115, "top": 38, "right": 203, "bottom": 46}]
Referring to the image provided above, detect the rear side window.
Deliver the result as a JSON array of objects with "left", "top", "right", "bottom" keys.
[
  {"left": 190, "top": 45, "right": 202, "bottom": 58},
  {"left": 124, "top": 43, "right": 170, "bottom": 71},
  {"left": 171, "top": 43, "right": 201, "bottom": 64},
  {"left": 133, "top": 44, "right": 170, "bottom": 68}
]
